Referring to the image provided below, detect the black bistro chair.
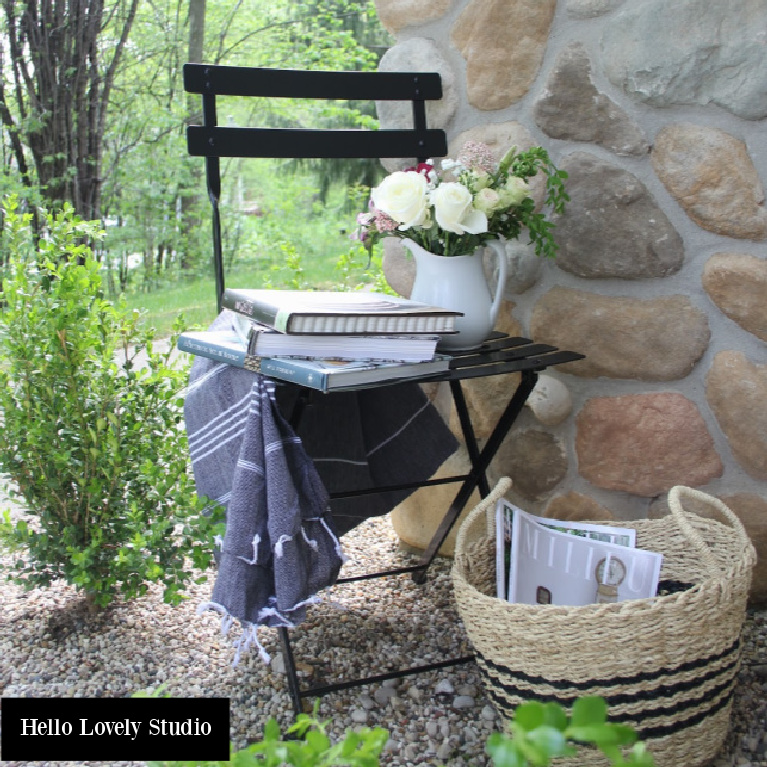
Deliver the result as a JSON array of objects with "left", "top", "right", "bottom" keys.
[{"left": 183, "top": 64, "right": 457, "bottom": 715}]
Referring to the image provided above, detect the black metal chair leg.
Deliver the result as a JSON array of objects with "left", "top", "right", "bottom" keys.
[
  {"left": 412, "top": 369, "right": 539, "bottom": 583},
  {"left": 277, "top": 626, "right": 304, "bottom": 717}
]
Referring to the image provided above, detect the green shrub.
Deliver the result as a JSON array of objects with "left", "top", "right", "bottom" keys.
[{"left": 0, "top": 196, "right": 218, "bottom": 608}]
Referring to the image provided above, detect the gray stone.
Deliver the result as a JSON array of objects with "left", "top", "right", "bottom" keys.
[
  {"left": 534, "top": 43, "right": 649, "bottom": 156},
  {"left": 652, "top": 124, "right": 767, "bottom": 241},
  {"left": 500, "top": 238, "right": 544, "bottom": 295},
  {"left": 530, "top": 287, "right": 710, "bottom": 381},
  {"left": 600, "top": 0, "right": 767, "bottom": 120},
  {"left": 453, "top": 695, "right": 475, "bottom": 709},
  {"left": 494, "top": 429, "right": 567, "bottom": 501},
  {"left": 703, "top": 253, "right": 767, "bottom": 342},
  {"left": 576, "top": 393, "right": 723, "bottom": 496},
  {"left": 451, "top": 0, "right": 557, "bottom": 110},
  {"left": 376, "top": 39, "right": 458, "bottom": 171},
  {"left": 552, "top": 152, "right": 685, "bottom": 279},
  {"left": 706, "top": 352, "right": 767, "bottom": 480}
]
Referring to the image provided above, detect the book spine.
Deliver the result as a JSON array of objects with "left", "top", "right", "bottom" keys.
[
  {"left": 258, "top": 358, "right": 329, "bottom": 391},
  {"left": 177, "top": 334, "right": 247, "bottom": 369},
  {"left": 221, "top": 292, "right": 282, "bottom": 330}
]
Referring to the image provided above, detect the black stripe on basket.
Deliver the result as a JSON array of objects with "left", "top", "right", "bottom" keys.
[
  {"left": 475, "top": 635, "right": 739, "bottom": 692},
  {"left": 483, "top": 677, "right": 735, "bottom": 740},
  {"left": 476, "top": 650, "right": 738, "bottom": 711}
]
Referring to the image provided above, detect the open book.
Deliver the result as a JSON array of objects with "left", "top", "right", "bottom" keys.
[{"left": 496, "top": 499, "right": 662, "bottom": 606}]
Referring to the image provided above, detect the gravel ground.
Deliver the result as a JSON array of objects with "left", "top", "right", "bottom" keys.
[{"left": 1, "top": 500, "right": 765, "bottom": 767}]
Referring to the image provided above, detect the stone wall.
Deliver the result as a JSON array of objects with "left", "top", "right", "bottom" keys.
[{"left": 374, "top": 0, "right": 767, "bottom": 603}]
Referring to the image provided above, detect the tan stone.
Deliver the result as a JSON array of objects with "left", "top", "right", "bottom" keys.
[
  {"left": 649, "top": 491, "right": 767, "bottom": 606},
  {"left": 703, "top": 252, "right": 767, "bottom": 342},
  {"left": 530, "top": 287, "right": 710, "bottom": 381},
  {"left": 493, "top": 429, "right": 567, "bottom": 501},
  {"left": 706, "top": 351, "right": 767, "bottom": 480},
  {"left": 389, "top": 447, "right": 481, "bottom": 556},
  {"left": 449, "top": 122, "right": 537, "bottom": 159},
  {"left": 373, "top": 0, "right": 452, "bottom": 33},
  {"left": 652, "top": 123, "right": 767, "bottom": 240},
  {"left": 575, "top": 393, "right": 723, "bottom": 496},
  {"left": 451, "top": 0, "right": 556, "bottom": 110},
  {"left": 543, "top": 492, "right": 616, "bottom": 522},
  {"left": 719, "top": 494, "right": 767, "bottom": 606}
]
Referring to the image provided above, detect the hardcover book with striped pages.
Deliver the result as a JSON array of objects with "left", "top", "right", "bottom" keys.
[
  {"left": 229, "top": 315, "right": 439, "bottom": 363},
  {"left": 221, "top": 288, "right": 462, "bottom": 335}
]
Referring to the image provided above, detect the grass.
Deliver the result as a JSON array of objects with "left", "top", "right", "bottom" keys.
[{"left": 121, "top": 244, "right": 385, "bottom": 338}]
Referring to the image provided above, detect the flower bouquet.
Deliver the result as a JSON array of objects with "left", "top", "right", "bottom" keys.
[{"left": 356, "top": 141, "right": 568, "bottom": 259}]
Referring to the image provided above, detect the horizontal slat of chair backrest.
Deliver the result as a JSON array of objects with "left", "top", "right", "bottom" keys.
[
  {"left": 187, "top": 127, "right": 447, "bottom": 159},
  {"left": 183, "top": 64, "right": 442, "bottom": 101}
]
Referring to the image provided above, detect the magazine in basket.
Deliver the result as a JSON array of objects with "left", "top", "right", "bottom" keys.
[{"left": 495, "top": 499, "right": 662, "bottom": 606}]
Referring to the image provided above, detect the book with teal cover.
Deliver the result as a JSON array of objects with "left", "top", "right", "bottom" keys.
[
  {"left": 221, "top": 288, "right": 461, "bottom": 335},
  {"left": 177, "top": 330, "right": 451, "bottom": 390}
]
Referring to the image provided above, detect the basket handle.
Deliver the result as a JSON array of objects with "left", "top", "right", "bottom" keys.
[
  {"left": 667, "top": 485, "right": 753, "bottom": 576},
  {"left": 453, "top": 476, "right": 512, "bottom": 572}
]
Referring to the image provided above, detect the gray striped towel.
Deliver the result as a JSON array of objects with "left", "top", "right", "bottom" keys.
[{"left": 184, "top": 311, "right": 458, "bottom": 662}]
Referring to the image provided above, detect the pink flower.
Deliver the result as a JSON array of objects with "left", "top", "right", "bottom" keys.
[
  {"left": 457, "top": 141, "right": 495, "bottom": 174},
  {"left": 372, "top": 207, "right": 397, "bottom": 233}
]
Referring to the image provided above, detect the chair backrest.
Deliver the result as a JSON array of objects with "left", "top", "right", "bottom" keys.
[{"left": 183, "top": 63, "right": 448, "bottom": 311}]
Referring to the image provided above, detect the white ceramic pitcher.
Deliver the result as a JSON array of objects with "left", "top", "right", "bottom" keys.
[{"left": 403, "top": 238, "right": 507, "bottom": 351}]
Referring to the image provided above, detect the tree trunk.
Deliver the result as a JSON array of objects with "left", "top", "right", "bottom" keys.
[
  {"left": 179, "top": 0, "right": 206, "bottom": 271},
  {"left": 0, "top": 0, "right": 139, "bottom": 223}
]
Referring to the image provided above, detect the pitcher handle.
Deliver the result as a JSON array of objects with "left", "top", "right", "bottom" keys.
[{"left": 485, "top": 240, "right": 507, "bottom": 327}]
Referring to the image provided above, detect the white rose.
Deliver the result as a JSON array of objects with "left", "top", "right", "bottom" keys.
[
  {"left": 504, "top": 176, "right": 531, "bottom": 206},
  {"left": 371, "top": 172, "right": 429, "bottom": 229},
  {"left": 474, "top": 187, "right": 503, "bottom": 215},
  {"left": 430, "top": 182, "right": 488, "bottom": 235}
]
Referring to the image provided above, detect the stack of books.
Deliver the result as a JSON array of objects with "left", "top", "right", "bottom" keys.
[
  {"left": 495, "top": 498, "right": 664, "bottom": 606},
  {"left": 177, "top": 288, "right": 463, "bottom": 392}
]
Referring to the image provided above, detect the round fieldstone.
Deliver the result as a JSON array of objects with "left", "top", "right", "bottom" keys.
[
  {"left": 601, "top": 0, "right": 767, "bottom": 119},
  {"left": 530, "top": 287, "right": 710, "bottom": 381},
  {"left": 651, "top": 123, "right": 767, "bottom": 240},
  {"left": 575, "top": 393, "right": 723, "bottom": 496},
  {"left": 703, "top": 252, "right": 767, "bottom": 342},
  {"left": 706, "top": 351, "right": 767, "bottom": 480},
  {"left": 552, "top": 152, "right": 684, "bottom": 278},
  {"left": 451, "top": 0, "right": 556, "bottom": 109},
  {"left": 534, "top": 43, "right": 648, "bottom": 156},
  {"left": 494, "top": 429, "right": 568, "bottom": 501}
]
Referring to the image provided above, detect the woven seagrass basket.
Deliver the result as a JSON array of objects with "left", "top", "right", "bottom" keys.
[{"left": 452, "top": 478, "right": 756, "bottom": 767}]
